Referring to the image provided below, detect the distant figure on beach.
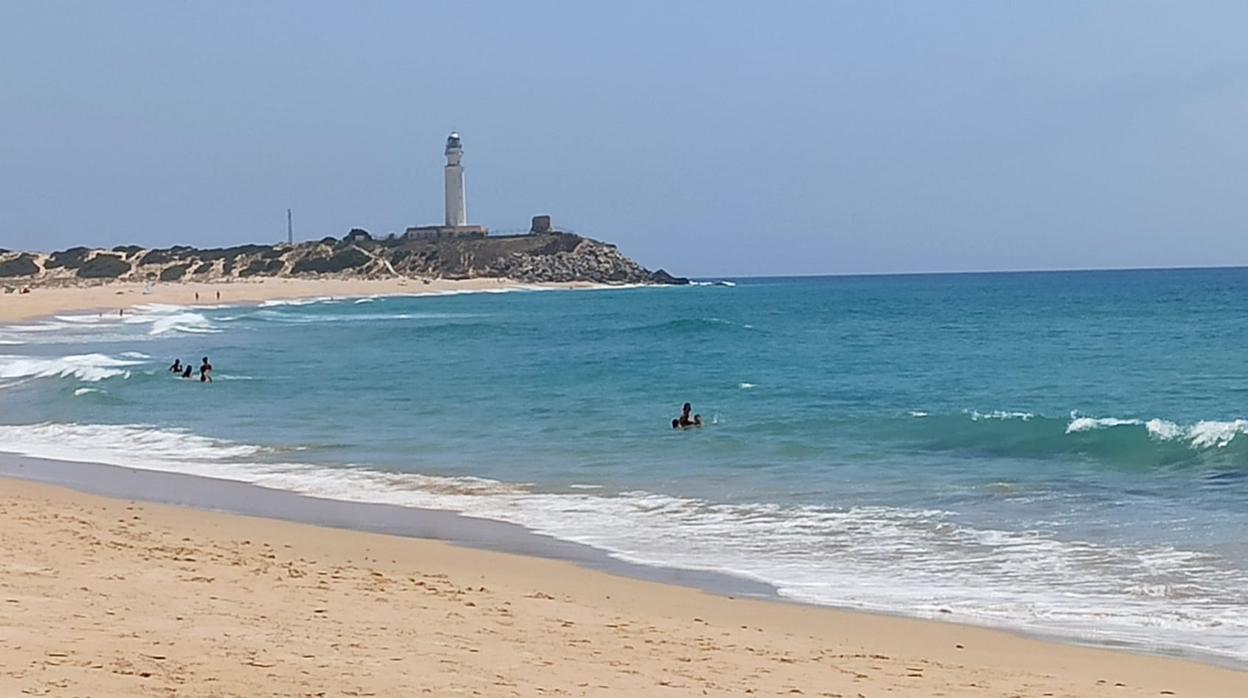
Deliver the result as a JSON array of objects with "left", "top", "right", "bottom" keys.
[
  {"left": 195, "top": 292, "right": 199, "bottom": 302},
  {"left": 216, "top": 290, "right": 220, "bottom": 300},
  {"left": 181, "top": 365, "right": 193, "bottom": 379},
  {"left": 118, "top": 308, "right": 123, "bottom": 317},
  {"left": 169, "top": 359, "right": 182, "bottom": 374},
  {"left": 199, "top": 356, "right": 213, "bottom": 383}
]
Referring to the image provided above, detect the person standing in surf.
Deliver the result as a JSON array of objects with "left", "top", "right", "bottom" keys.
[{"left": 199, "top": 356, "right": 213, "bottom": 383}]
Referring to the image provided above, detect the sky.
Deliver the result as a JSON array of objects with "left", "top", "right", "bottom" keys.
[{"left": 1, "top": 2, "right": 1245, "bottom": 277}]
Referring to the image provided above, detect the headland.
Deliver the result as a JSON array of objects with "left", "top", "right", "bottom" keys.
[{"left": 0, "top": 231, "right": 685, "bottom": 322}]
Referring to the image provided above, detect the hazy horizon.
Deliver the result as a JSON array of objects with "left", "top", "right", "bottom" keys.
[{"left": 2, "top": 2, "right": 1245, "bottom": 277}]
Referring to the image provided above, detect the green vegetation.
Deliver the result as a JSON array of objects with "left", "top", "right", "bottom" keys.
[
  {"left": 0, "top": 254, "right": 39, "bottom": 277},
  {"left": 159, "top": 264, "right": 191, "bottom": 282},
  {"left": 240, "top": 258, "right": 285, "bottom": 277},
  {"left": 44, "top": 247, "right": 92, "bottom": 269},
  {"left": 77, "top": 254, "right": 132, "bottom": 279},
  {"left": 291, "top": 248, "right": 370, "bottom": 274}
]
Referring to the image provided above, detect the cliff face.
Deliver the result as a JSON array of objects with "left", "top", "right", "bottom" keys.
[{"left": 0, "top": 233, "right": 687, "bottom": 287}]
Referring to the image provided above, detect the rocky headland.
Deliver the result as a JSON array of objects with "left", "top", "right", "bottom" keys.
[{"left": 0, "top": 232, "right": 686, "bottom": 289}]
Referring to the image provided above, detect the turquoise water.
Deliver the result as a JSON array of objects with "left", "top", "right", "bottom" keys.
[{"left": 2, "top": 270, "right": 1247, "bottom": 661}]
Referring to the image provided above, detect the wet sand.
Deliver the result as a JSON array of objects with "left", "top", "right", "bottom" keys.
[
  {"left": 1, "top": 460, "right": 1244, "bottom": 697},
  {"left": 0, "top": 277, "right": 610, "bottom": 323}
]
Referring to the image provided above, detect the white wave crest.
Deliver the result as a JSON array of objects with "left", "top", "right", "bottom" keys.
[
  {"left": 1188, "top": 420, "right": 1248, "bottom": 449},
  {"left": 738, "top": 382, "right": 756, "bottom": 390},
  {"left": 1066, "top": 416, "right": 1141, "bottom": 433},
  {"left": 0, "top": 421, "right": 1246, "bottom": 661},
  {"left": 258, "top": 297, "right": 337, "bottom": 307},
  {"left": 0, "top": 353, "right": 143, "bottom": 382},
  {"left": 73, "top": 387, "right": 103, "bottom": 396},
  {"left": 1, "top": 305, "right": 221, "bottom": 345},
  {"left": 1145, "top": 419, "right": 1183, "bottom": 440},
  {"left": 0, "top": 422, "right": 264, "bottom": 468},
  {"left": 969, "top": 410, "right": 1034, "bottom": 421},
  {"left": 135, "top": 311, "right": 220, "bottom": 336},
  {"left": 1066, "top": 415, "right": 1247, "bottom": 449}
]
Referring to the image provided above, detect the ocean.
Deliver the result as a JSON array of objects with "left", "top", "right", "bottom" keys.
[{"left": 2, "top": 269, "right": 1246, "bottom": 662}]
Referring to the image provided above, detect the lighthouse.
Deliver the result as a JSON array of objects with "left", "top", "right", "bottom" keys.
[
  {"left": 444, "top": 131, "right": 467, "bottom": 227},
  {"left": 404, "top": 132, "right": 488, "bottom": 240}
]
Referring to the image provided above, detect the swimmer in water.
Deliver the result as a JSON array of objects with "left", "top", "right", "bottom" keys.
[
  {"left": 169, "top": 359, "right": 182, "bottom": 374},
  {"left": 182, "top": 365, "right": 193, "bottom": 379},
  {"left": 679, "top": 402, "right": 694, "bottom": 428},
  {"left": 672, "top": 403, "right": 705, "bottom": 429},
  {"left": 199, "top": 356, "right": 213, "bottom": 383}
]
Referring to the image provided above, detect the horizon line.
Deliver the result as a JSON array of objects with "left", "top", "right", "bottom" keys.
[{"left": 700, "top": 262, "right": 1248, "bottom": 281}]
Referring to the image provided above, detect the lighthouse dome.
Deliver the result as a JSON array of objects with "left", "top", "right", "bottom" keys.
[{"left": 446, "top": 132, "right": 462, "bottom": 149}]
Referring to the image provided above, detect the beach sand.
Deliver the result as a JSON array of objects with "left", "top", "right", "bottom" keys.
[
  {"left": 0, "top": 277, "right": 606, "bottom": 324},
  {"left": 1, "top": 478, "right": 1243, "bottom": 697},
  {"left": 3, "top": 278, "right": 1244, "bottom": 696}
]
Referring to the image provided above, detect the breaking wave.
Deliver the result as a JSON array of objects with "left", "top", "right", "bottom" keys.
[
  {"left": 0, "top": 353, "right": 145, "bottom": 383},
  {"left": 890, "top": 410, "right": 1248, "bottom": 468},
  {"left": 0, "top": 306, "right": 220, "bottom": 344},
  {"left": 0, "top": 420, "right": 1245, "bottom": 662}
]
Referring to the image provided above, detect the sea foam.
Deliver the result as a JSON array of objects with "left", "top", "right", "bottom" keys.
[
  {"left": 0, "top": 353, "right": 143, "bottom": 382},
  {"left": 1, "top": 420, "right": 1246, "bottom": 662}
]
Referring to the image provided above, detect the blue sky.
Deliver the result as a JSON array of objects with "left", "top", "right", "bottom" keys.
[{"left": 1, "top": 2, "right": 1245, "bottom": 276}]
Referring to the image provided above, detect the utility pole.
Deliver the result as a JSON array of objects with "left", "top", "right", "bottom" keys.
[{"left": 287, "top": 208, "right": 293, "bottom": 245}]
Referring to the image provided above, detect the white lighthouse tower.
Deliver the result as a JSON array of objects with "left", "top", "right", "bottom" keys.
[
  {"left": 444, "top": 131, "right": 467, "bottom": 227},
  {"left": 404, "top": 131, "right": 487, "bottom": 240}
]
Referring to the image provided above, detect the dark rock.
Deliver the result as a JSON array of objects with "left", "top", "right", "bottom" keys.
[{"left": 648, "top": 269, "right": 689, "bottom": 285}]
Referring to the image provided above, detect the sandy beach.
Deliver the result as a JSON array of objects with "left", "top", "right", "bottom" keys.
[
  {"left": 0, "top": 277, "right": 606, "bottom": 324},
  {"left": 0, "top": 474, "right": 1240, "bottom": 697},
  {"left": 2, "top": 278, "right": 1246, "bottom": 696}
]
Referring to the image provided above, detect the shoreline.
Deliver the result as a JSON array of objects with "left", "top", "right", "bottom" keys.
[
  {"left": 3, "top": 452, "right": 1247, "bottom": 675},
  {"left": 3, "top": 275, "right": 1246, "bottom": 693},
  {"left": 0, "top": 276, "right": 633, "bottom": 324},
  {"left": 1, "top": 460, "right": 1244, "bottom": 696}
]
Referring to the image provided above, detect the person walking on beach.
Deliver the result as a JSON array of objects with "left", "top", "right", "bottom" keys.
[{"left": 199, "top": 356, "right": 213, "bottom": 383}]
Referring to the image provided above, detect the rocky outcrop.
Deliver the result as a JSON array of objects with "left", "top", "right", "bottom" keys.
[{"left": 0, "top": 232, "right": 687, "bottom": 288}]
